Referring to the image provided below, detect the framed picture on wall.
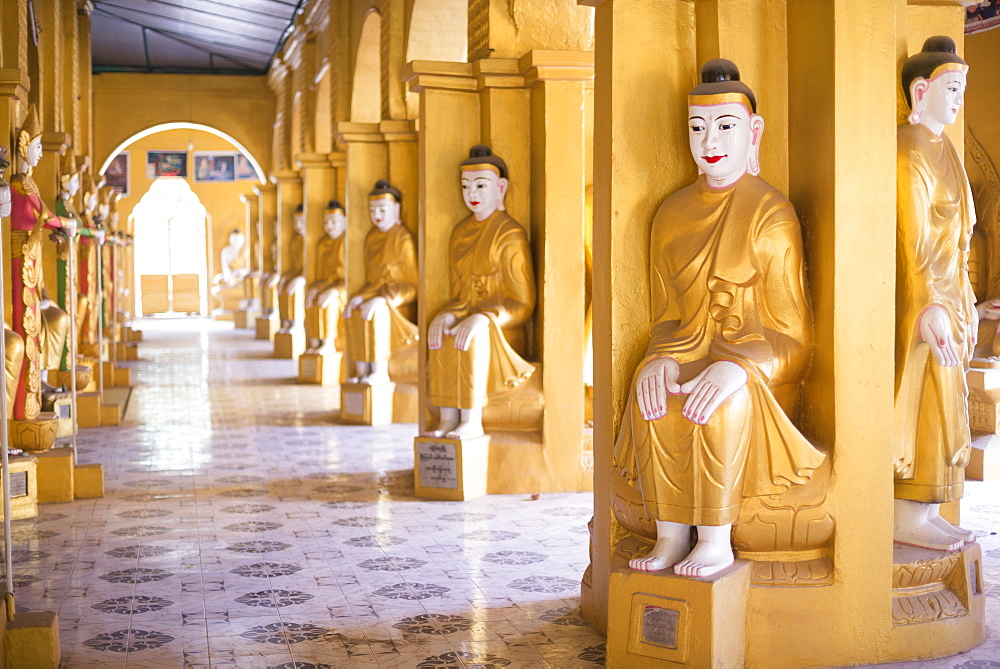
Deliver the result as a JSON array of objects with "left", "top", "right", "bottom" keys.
[
  {"left": 194, "top": 152, "right": 236, "bottom": 182},
  {"left": 966, "top": 0, "right": 1000, "bottom": 33},
  {"left": 235, "top": 153, "right": 257, "bottom": 181},
  {"left": 147, "top": 151, "right": 187, "bottom": 178},
  {"left": 104, "top": 152, "right": 129, "bottom": 197}
]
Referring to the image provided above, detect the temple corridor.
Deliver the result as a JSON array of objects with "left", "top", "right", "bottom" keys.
[
  {"left": 1, "top": 317, "right": 997, "bottom": 668},
  {"left": 10, "top": 319, "right": 605, "bottom": 667}
]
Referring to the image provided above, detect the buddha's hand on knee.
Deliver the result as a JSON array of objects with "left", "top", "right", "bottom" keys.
[
  {"left": 360, "top": 296, "right": 386, "bottom": 321},
  {"left": 918, "top": 305, "right": 960, "bottom": 368},
  {"left": 449, "top": 313, "right": 490, "bottom": 352},
  {"left": 679, "top": 360, "right": 748, "bottom": 425},
  {"left": 343, "top": 295, "right": 364, "bottom": 319},
  {"left": 317, "top": 289, "right": 336, "bottom": 308},
  {"left": 636, "top": 357, "right": 681, "bottom": 422},
  {"left": 428, "top": 312, "right": 457, "bottom": 350}
]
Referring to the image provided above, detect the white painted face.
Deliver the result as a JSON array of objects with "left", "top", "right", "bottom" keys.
[
  {"left": 687, "top": 102, "right": 760, "bottom": 188},
  {"left": 229, "top": 230, "right": 245, "bottom": 249},
  {"left": 461, "top": 169, "right": 507, "bottom": 220},
  {"left": 918, "top": 70, "right": 967, "bottom": 128},
  {"left": 25, "top": 138, "right": 43, "bottom": 168},
  {"left": 293, "top": 213, "right": 306, "bottom": 236},
  {"left": 369, "top": 197, "right": 399, "bottom": 233},
  {"left": 323, "top": 210, "right": 347, "bottom": 239},
  {"left": 64, "top": 174, "right": 81, "bottom": 198}
]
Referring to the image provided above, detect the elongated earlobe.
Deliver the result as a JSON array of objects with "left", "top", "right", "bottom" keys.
[
  {"left": 497, "top": 178, "right": 509, "bottom": 211},
  {"left": 747, "top": 115, "right": 764, "bottom": 176}
]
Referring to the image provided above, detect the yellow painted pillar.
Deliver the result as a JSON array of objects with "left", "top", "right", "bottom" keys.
[
  {"left": 335, "top": 123, "right": 387, "bottom": 296},
  {"left": 272, "top": 170, "right": 303, "bottom": 355},
  {"left": 76, "top": 3, "right": 93, "bottom": 161},
  {"left": 296, "top": 154, "right": 336, "bottom": 290},
  {"left": 403, "top": 61, "right": 481, "bottom": 433},
  {"left": 380, "top": 120, "right": 418, "bottom": 237},
  {"left": 582, "top": 0, "right": 698, "bottom": 634},
  {"left": 240, "top": 191, "right": 260, "bottom": 276},
  {"left": 255, "top": 183, "right": 278, "bottom": 276},
  {"left": 522, "top": 51, "right": 594, "bottom": 491}
]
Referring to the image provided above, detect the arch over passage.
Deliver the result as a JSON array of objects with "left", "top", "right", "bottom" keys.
[
  {"left": 405, "top": 0, "right": 467, "bottom": 63},
  {"left": 99, "top": 123, "right": 267, "bottom": 183},
  {"left": 351, "top": 11, "right": 382, "bottom": 123}
]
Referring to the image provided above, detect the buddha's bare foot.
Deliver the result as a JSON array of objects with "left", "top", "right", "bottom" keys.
[
  {"left": 893, "top": 522, "right": 963, "bottom": 551},
  {"left": 928, "top": 515, "right": 975, "bottom": 543},
  {"left": 672, "top": 541, "right": 734, "bottom": 578},
  {"left": 629, "top": 537, "right": 688, "bottom": 572},
  {"left": 445, "top": 423, "right": 484, "bottom": 440},
  {"left": 426, "top": 408, "right": 460, "bottom": 438}
]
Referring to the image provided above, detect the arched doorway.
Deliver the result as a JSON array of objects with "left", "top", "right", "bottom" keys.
[{"left": 131, "top": 179, "right": 209, "bottom": 316}]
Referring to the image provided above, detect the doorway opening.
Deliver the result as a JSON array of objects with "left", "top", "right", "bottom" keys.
[{"left": 131, "top": 178, "right": 210, "bottom": 316}]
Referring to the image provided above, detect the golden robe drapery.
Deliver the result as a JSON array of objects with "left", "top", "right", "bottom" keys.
[
  {"left": 428, "top": 210, "right": 536, "bottom": 408},
  {"left": 894, "top": 123, "right": 976, "bottom": 504},
  {"left": 345, "top": 224, "right": 418, "bottom": 363},
  {"left": 305, "top": 234, "right": 346, "bottom": 344},
  {"left": 613, "top": 175, "right": 824, "bottom": 526}
]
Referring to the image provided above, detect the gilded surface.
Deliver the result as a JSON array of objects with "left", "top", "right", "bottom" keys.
[
  {"left": 4, "top": 328, "right": 25, "bottom": 420},
  {"left": 345, "top": 224, "right": 418, "bottom": 363},
  {"left": 612, "top": 175, "right": 823, "bottom": 527},
  {"left": 278, "top": 232, "right": 305, "bottom": 324},
  {"left": 894, "top": 124, "right": 975, "bottom": 503},
  {"left": 428, "top": 211, "right": 536, "bottom": 409},
  {"left": 305, "top": 234, "right": 346, "bottom": 345},
  {"left": 892, "top": 552, "right": 967, "bottom": 625},
  {"left": 9, "top": 174, "right": 62, "bottom": 421}
]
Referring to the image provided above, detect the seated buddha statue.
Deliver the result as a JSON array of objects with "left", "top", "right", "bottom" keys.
[
  {"left": 343, "top": 180, "right": 418, "bottom": 385},
  {"left": 305, "top": 200, "right": 347, "bottom": 354},
  {"left": 211, "top": 228, "right": 249, "bottom": 313},
  {"left": 277, "top": 205, "right": 306, "bottom": 333},
  {"left": 425, "top": 146, "right": 536, "bottom": 439},
  {"left": 612, "top": 60, "right": 825, "bottom": 578}
]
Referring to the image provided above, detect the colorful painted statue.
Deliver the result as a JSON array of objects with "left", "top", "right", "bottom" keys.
[
  {"left": 613, "top": 60, "right": 824, "bottom": 578},
  {"left": 0, "top": 148, "right": 24, "bottom": 418},
  {"left": 425, "top": 146, "right": 536, "bottom": 438},
  {"left": 277, "top": 205, "right": 306, "bottom": 332},
  {"left": 343, "top": 180, "right": 418, "bottom": 384},
  {"left": 77, "top": 168, "right": 103, "bottom": 355},
  {"left": 49, "top": 151, "right": 83, "bottom": 375},
  {"left": 304, "top": 200, "right": 347, "bottom": 354},
  {"left": 893, "top": 36, "right": 994, "bottom": 551},
  {"left": 8, "top": 104, "right": 68, "bottom": 420}
]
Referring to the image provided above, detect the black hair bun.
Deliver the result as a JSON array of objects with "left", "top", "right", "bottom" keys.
[
  {"left": 468, "top": 145, "right": 493, "bottom": 159},
  {"left": 701, "top": 59, "right": 741, "bottom": 84},
  {"left": 327, "top": 199, "right": 343, "bottom": 210},
  {"left": 922, "top": 35, "right": 957, "bottom": 54},
  {"left": 374, "top": 179, "right": 391, "bottom": 190},
  {"left": 294, "top": 203, "right": 304, "bottom": 212}
]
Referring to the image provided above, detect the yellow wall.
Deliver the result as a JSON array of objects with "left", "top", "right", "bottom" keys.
[
  {"left": 108, "top": 128, "right": 263, "bottom": 314},
  {"left": 92, "top": 73, "right": 273, "bottom": 175}
]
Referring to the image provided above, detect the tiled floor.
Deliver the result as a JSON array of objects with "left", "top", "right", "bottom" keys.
[{"left": 1, "top": 318, "right": 996, "bottom": 668}]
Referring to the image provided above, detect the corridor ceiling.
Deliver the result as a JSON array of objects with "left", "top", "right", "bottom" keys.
[{"left": 90, "top": 0, "right": 306, "bottom": 75}]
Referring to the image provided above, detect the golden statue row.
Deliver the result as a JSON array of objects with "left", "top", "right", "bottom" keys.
[
  {"left": 269, "top": 37, "right": 981, "bottom": 589},
  {"left": 3, "top": 103, "right": 126, "bottom": 450}
]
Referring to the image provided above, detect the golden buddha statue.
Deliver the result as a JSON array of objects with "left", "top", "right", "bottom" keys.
[
  {"left": 8, "top": 105, "right": 71, "bottom": 423},
  {"left": 260, "top": 237, "right": 280, "bottom": 321},
  {"left": 211, "top": 228, "right": 249, "bottom": 315},
  {"left": 277, "top": 205, "right": 306, "bottom": 333},
  {"left": 99, "top": 186, "right": 121, "bottom": 336},
  {"left": 343, "top": 180, "right": 418, "bottom": 384},
  {"left": 304, "top": 200, "right": 347, "bottom": 354},
  {"left": 612, "top": 60, "right": 824, "bottom": 578},
  {"left": 0, "top": 152, "right": 22, "bottom": 417},
  {"left": 425, "top": 146, "right": 536, "bottom": 439},
  {"left": 893, "top": 37, "right": 995, "bottom": 551}
]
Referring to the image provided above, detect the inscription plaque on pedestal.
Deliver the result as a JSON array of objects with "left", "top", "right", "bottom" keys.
[
  {"left": 416, "top": 442, "right": 459, "bottom": 489},
  {"left": 301, "top": 357, "right": 317, "bottom": 379},
  {"left": 642, "top": 605, "right": 680, "bottom": 649},
  {"left": 344, "top": 390, "right": 364, "bottom": 417},
  {"left": 969, "top": 561, "right": 982, "bottom": 595}
]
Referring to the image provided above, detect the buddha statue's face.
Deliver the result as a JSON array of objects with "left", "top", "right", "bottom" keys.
[
  {"left": 688, "top": 102, "right": 762, "bottom": 188},
  {"left": 912, "top": 70, "right": 967, "bottom": 129},
  {"left": 461, "top": 169, "right": 507, "bottom": 220},
  {"left": 323, "top": 210, "right": 347, "bottom": 239},
  {"left": 293, "top": 213, "right": 306, "bottom": 235},
  {"left": 369, "top": 197, "right": 399, "bottom": 233},
  {"left": 229, "top": 230, "right": 244, "bottom": 249}
]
